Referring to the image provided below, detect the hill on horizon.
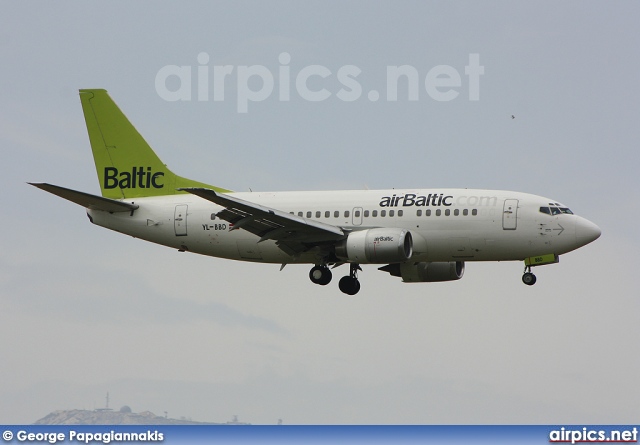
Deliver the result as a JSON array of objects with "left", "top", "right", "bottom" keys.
[{"left": 33, "top": 408, "right": 248, "bottom": 425}]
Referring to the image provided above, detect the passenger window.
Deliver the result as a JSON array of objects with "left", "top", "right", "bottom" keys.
[
  {"left": 344, "top": 210, "right": 350, "bottom": 217},
  {"left": 416, "top": 210, "right": 422, "bottom": 216},
  {"left": 436, "top": 209, "right": 441, "bottom": 216},
  {"left": 355, "top": 210, "right": 361, "bottom": 217},
  {"left": 454, "top": 209, "right": 459, "bottom": 216},
  {"left": 325, "top": 211, "right": 330, "bottom": 218},
  {"left": 211, "top": 214, "right": 216, "bottom": 220},
  {"left": 381, "top": 210, "right": 386, "bottom": 217},
  {"left": 463, "top": 209, "right": 468, "bottom": 216},
  {"left": 372, "top": 210, "right": 378, "bottom": 217},
  {"left": 334, "top": 211, "right": 339, "bottom": 218},
  {"left": 472, "top": 209, "right": 478, "bottom": 216},
  {"left": 364, "top": 210, "right": 370, "bottom": 217},
  {"left": 398, "top": 210, "right": 403, "bottom": 217},
  {"left": 298, "top": 211, "right": 303, "bottom": 217},
  {"left": 426, "top": 209, "right": 431, "bottom": 216},
  {"left": 445, "top": 209, "right": 450, "bottom": 216},
  {"left": 316, "top": 211, "right": 321, "bottom": 218},
  {"left": 389, "top": 210, "right": 395, "bottom": 217},
  {"left": 306, "top": 211, "right": 312, "bottom": 218}
]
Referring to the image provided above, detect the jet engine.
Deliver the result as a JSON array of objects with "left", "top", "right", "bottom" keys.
[
  {"left": 335, "top": 228, "right": 413, "bottom": 264},
  {"left": 379, "top": 261, "right": 465, "bottom": 282}
]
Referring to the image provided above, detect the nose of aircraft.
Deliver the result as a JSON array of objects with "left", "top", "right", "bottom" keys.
[{"left": 575, "top": 217, "right": 601, "bottom": 246}]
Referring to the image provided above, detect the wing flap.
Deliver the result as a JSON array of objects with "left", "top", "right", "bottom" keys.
[{"left": 30, "top": 183, "right": 139, "bottom": 213}]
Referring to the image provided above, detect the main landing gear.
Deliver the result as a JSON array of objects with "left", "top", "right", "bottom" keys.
[
  {"left": 338, "top": 263, "right": 362, "bottom": 295},
  {"left": 522, "top": 265, "right": 537, "bottom": 286},
  {"left": 309, "top": 265, "right": 332, "bottom": 286},
  {"left": 309, "top": 263, "right": 362, "bottom": 295}
]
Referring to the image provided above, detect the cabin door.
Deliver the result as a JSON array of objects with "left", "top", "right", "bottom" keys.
[
  {"left": 502, "top": 199, "right": 518, "bottom": 230},
  {"left": 174, "top": 204, "right": 188, "bottom": 236}
]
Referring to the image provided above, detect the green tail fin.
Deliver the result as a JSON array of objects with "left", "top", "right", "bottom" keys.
[{"left": 79, "top": 89, "right": 231, "bottom": 199}]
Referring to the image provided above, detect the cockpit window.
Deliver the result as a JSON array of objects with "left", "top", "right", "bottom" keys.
[{"left": 540, "top": 206, "right": 573, "bottom": 215}]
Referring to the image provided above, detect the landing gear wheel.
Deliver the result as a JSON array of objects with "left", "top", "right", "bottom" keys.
[
  {"left": 338, "top": 263, "right": 362, "bottom": 295},
  {"left": 522, "top": 272, "right": 537, "bottom": 286},
  {"left": 339, "top": 276, "right": 361, "bottom": 295},
  {"left": 309, "top": 265, "right": 332, "bottom": 285}
]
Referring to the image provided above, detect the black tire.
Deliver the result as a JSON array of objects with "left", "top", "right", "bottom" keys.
[
  {"left": 522, "top": 272, "right": 537, "bottom": 286},
  {"left": 309, "top": 266, "right": 332, "bottom": 285},
  {"left": 338, "top": 276, "right": 361, "bottom": 295}
]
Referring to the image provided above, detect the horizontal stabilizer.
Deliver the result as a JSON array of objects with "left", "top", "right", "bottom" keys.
[{"left": 29, "top": 183, "right": 139, "bottom": 212}]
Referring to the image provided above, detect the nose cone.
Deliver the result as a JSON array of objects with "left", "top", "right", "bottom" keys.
[{"left": 575, "top": 217, "right": 601, "bottom": 246}]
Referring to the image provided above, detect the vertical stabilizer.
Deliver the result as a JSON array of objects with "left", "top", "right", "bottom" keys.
[{"left": 79, "top": 89, "right": 230, "bottom": 199}]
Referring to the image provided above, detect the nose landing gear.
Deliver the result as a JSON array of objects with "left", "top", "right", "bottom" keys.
[
  {"left": 521, "top": 254, "right": 559, "bottom": 285},
  {"left": 522, "top": 265, "right": 537, "bottom": 286}
]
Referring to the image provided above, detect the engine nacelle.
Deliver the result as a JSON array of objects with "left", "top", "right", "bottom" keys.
[
  {"left": 379, "top": 261, "right": 465, "bottom": 282},
  {"left": 335, "top": 228, "right": 413, "bottom": 264}
]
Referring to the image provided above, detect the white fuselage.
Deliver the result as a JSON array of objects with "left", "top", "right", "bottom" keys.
[{"left": 87, "top": 188, "right": 599, "bottom": 265}]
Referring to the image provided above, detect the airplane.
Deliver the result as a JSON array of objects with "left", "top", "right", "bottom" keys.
[{"left": 30, "top": 89, "right": 601, "bottom": 295}]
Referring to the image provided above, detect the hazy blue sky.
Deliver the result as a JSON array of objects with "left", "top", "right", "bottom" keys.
[{"left": 1, "top": 1, "right": 638, "bottom": 424}]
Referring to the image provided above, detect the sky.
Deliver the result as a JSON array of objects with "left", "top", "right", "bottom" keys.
[{"left": 1, "top": 1, "right": 639, "bottom": 424}]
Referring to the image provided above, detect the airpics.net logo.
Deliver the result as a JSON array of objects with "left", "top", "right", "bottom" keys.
[{"left": 155, "top": 52, "right": 484, "bottom": 113}]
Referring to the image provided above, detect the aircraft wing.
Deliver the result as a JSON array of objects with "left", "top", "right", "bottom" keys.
[
  {"left": 180, "top": 188, "right": 345, "bottom": 255},
  {"left": 30, "top": 183, "right": 139, "bottom": 213}
]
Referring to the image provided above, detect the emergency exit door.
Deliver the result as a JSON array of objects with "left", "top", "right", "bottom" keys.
[{"left": 352, "top": 207, "right": 363, "bottom": 226}]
